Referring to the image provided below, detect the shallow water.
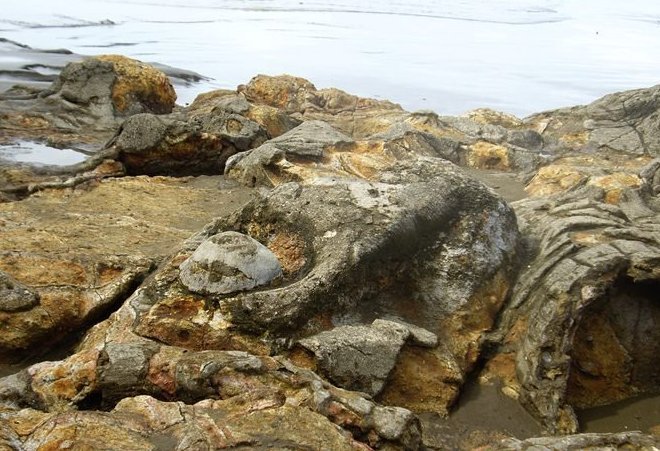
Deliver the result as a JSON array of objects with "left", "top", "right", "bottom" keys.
[
  {"left": 578, "top": 392, "right": 660, "bottom": 434},
  {"left": 2, "top": 0, "right": 660, "bottom": 116},
  {"left": 0, "top": 141, "right": 88, "bottom": 166}
]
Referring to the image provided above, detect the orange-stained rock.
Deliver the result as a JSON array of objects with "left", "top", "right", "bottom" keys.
[
  {"left": 466, "top": 108, "right": 523, "bottom": 129},
  {"left": 467, "top": 141, "right": 511, "bottom": 171},
  {"left": 588, "top": 173, "right": 642, "bottom": 204},
  {"left": 96, "top": 55, "right": 176, "bottom": 115},
  {"left": 525, "top": 164, "right": 586, "bottom": 197}
]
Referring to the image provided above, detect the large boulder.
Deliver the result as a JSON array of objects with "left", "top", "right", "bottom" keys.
[
  {"left": 49, "top": 55, "right": 176, "bottom": 117},
  {"left": 108, "top": 106, "right": 268, "bottom": 176},
  {"left": 0, "top": 56, "right": 177, "bottom": 149},
  {"left": 224, "top": 122, "right": 520, "bottom": 412},
  {"left": 487, "top": 163, "right": 660, "bottom": 434}
]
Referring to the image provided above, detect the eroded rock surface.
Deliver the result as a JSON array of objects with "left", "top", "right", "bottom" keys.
[
  {"left": 0, "top": 175, "right": 255, "bottom": 361},
  {"left": 2, "top": 61, "right": 660, "bottom": 449},
  {"left": 486, "top": 162, "right": 660, "bottom": 434},
  {"left": 179, "top": 231, "right": 283, "bottom": 295}
]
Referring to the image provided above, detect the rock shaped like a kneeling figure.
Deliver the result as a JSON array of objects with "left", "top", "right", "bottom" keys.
[{"left": 179, "top": 232, "right": 282, "bottom": 295}]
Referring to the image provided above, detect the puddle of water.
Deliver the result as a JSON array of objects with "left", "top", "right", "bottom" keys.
[
  {"left": 0, "top": 141, "right": 88, "bottom": 166},
  {"left": 578, "top": 392, "right": 660, "bottom": 434}
]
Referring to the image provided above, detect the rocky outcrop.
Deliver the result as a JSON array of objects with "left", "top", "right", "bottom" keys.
[
  {"left": 487, "top": 160, "right": 660, "bottom": 434},
  {"left": 237, "top": 75, "right": 549, "bottom": 173},
  {"left": 527, "top": 84, "right": 660, "bottom": 157},
  {"left": 238, "top": 74, "right": 406, "bottom": 139},
  {"left": 496, "top": 431, "right": 659, "bottom": 450},
  {"left": 0, "top": 346, "right": 422, "bottom": 449},
  {"left": 3, "top": 59, "right": 660, "bottom": 449}
]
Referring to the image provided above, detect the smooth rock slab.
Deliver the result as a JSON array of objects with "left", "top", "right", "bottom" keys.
[{"left": 179, "top": 231, "right": 282, "bottom": 296}]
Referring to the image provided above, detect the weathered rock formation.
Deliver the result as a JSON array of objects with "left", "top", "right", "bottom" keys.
[
  {"left": 0, "top": 55, "right": 176, "bottom": 148},
  {"left": 1, "top": 55, "right": 660, "bottom": 449},
  {"left": 487, "top": 159, "right": 660, "bottom": 434}
]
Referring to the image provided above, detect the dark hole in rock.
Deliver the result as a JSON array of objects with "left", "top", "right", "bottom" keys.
[
  {"left": 76, "top": 390, "right": 104, "bottom": 411},
  {"left": 568, "top": 275, "right": 660, "bottom": 430},
  {"left": 0, "top": 328, "right": 86, "bottom": 378}
]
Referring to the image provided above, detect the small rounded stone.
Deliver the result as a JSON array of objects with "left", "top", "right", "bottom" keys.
[{"left": 179, "top": 231, "right": 282, "bottom": 295}]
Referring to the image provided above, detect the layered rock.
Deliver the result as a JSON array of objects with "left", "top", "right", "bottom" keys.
[
  {"left": 486, "top": 160, "right": 660, "bottom": 434},
  {"left": 0, "top": 175, "right": 255, "bottom": 361},
  {"left": 0, "top": 55, "right": 176, "bottom": 149},
  {"left": 0, "top": 347, "right": 421, "bottom": 449},
  {"left": 496, "top": 431, "right": 659, "bottom": 450},
  {"left": 527, "top": 84, "right": 660, "bottom": 157},
  {"left": 2, "top": 59, "right": 660, "bottom": 449}
]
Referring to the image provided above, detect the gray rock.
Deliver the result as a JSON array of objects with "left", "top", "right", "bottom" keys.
[
  {"left": 218, "top": 160, "right": 519, "bottom": 337},
  {"left": 179, "top": 231, "right": 282, "bottom": 296},
  {"left": 265, "top": 120, "right": 353, "bottom": 158},
  {"left": 373, "top": 319, "right": 438, "bottom": 348},
  {"left": 493, "top": 183, "right": 660, "bottom": 434},
  {"left": 0, "top": 270, "right": 39, "bottom": 312},
  {"left": 369, "top": 405, "right": 421, "bottom": 447},
  {"left": 298, "top": 322, "right": 409, "bottom": 396},
  {"left": 496, "top": 431, "right": 659, "bottom": 450}
]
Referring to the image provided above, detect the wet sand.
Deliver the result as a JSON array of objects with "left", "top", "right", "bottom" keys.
[
  {"left": 420, "top": 381, "right": 541, "bottom": 449},
  {"left": 578, "top": 393, "right": 660, "bottom": 434},
  {"left": 462, "top": 168, "right": 528, "bottom": 202}
]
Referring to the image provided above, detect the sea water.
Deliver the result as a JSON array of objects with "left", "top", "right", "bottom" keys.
[{"left": 1, "top": 0, "right": 660, "bottom": 116}]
